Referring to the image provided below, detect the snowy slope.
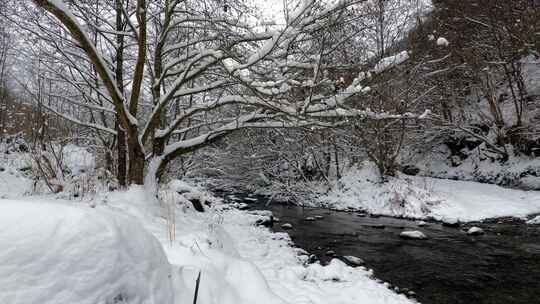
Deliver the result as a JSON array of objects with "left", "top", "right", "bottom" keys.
[{"left": 407, "top": 56, "right": 540, "bottom": 189}]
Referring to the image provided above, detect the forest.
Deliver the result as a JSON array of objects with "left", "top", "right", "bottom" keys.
[{"left": 0, "top": 1, "right": 539, "bottom": 304}]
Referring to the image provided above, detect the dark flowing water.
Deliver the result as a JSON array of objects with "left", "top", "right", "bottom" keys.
[{"left": 219, "top": 192, "right": 540, "bottom": 304}]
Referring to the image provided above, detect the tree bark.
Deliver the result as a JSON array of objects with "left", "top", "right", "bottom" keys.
[{"left": 115, "top": 0, "right": 127, "bottom": 187}]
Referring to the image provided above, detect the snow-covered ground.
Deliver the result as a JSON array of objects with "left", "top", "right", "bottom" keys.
[
  {"left": 102, "top": 185, "right": 415, "bottom": 304},
  {"left": 0, "top": 168, "right": 414, "bottom": 304},
  {"left": 315, "top": 162, "right": 540, "bottom": 222}
]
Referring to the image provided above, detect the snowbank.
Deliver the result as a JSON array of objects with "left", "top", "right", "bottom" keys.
[
  {"left": 0, "top": 199, "right": 174, "bottom": 304},
  {"left": 316, "top": 162, "right": 540, "bottom": 222},
  {"left": 428, "top": 178, "right": 540, "bottom": 222}
]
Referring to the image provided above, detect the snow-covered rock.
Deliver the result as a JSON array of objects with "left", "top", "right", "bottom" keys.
[
  {"left": 281, "top": 223, "right": 293, "bottom": 229},
  {"left": 314, "top": 215, "right": 324, "bottom": 219},
  {"left": 467, "top": 227, "right": 485, "bottom": 235},
  {"left": 305, "top": 216, "right": 316, "bottom": 221},
  {"left": 342, "top": 255, "right": 365, "bottom": 266},
  {"left": 0, "top": 199, "right": 174, "bottom": 304},
  {"left": 399, "top": 230, "right": 428, "bottom": 240},
  {"left": 167, "top": 179, "right": 222, "bottom": 208},
  {"left": 436, "top": 37, "right": 449, "bottom": 46},
  {"left": 326, "top": 250, "right": 336, "bottom": 256},
  {"left": 417, "top": 221, "right": 427, "bottom": 227}
]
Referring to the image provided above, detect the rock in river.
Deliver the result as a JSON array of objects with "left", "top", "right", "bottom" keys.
[
  {"left": 255, "top": 216, "right": 274, "bottom": 227},
  {"left": 467, "top": 226, "right": 484, "bottom": 236},
  {"left": 281, "top": 223, "right": 293, "bottom": 229},
  {"left": 442, "top": 218, "right": 460, "bottom": 228},
  {"left": 400, "top": 230, "right": 428, "bottom": 240},
  {"left": 342, "top": 255, "right": 365, "bottom": 266}
]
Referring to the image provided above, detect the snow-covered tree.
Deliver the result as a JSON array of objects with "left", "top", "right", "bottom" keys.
[{"left": 16, "top": 0, "right": 428, "bottom": 189}]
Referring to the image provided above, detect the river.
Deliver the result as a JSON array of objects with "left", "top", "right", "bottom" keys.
[{"left": 218, "top": 192, "right": 540, "bottom": 304}]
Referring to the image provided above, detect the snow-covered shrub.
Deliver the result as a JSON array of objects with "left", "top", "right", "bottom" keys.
[
  {"left": 25, "top": 141, "right": 117, "bottom": 198},
  {"left": 314, "top": 161, "right": 442, "bottom": 218},
  {"left": 164, "top": 179, "right": 223, "bottom": 211}
]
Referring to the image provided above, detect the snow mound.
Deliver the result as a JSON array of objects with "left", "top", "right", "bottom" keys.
[
  {"left": 0, "top": 199, "right": 174, "bottom": 304},
  {"left": 316, "top": 162, "right": 442, "bottom": 218},
  {"left": 436, "top": 37, "right": 449, "bottom": 46}
]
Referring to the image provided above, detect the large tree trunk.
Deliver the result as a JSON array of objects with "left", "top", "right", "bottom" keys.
[
  {"left": 128, "top": 130, "right": 145, "bottom": 185},
  {"left": 115, "top": 0, "right": 127, "bottom": 187},
  {"left": 116, "top": 122, "right": 127, "bottom": 186}
]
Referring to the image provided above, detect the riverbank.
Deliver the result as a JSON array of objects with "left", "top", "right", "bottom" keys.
[
  {"left": 244, "top": 200, "right": 540, "bottom": 304},
  {"left": 311, "top": 162, "right": 540, "bottom": 223}
]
